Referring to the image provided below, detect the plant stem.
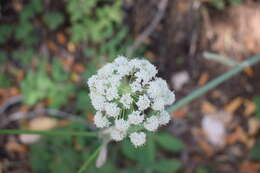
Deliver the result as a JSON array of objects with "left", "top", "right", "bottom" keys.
[
  {"left": 203, "top": 52, "right": 239, "bottom": 66},
  {"left": 167, "top": 54, "right": 260, "bottom": 113},
  {"left": 77, "top": 145, "right": 102, "bottom": 173},
  {"left": 0, "top": 129, "right": 98, "bottom": 137}
]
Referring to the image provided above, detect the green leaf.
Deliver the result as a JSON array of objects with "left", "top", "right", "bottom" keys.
[
  {"left": 155, "top": 133, "right": 184, "bottom": 153},
  {"left": 0, "top": 25, "right": 13, "bottom": 44},
  {"left": 196, "top": 167, "right": 209, "bottom": 173},
  {"left": 152, "top": 159, "right": 182, "bottom": 173},
  {"left": 76, "top": 91, "right": 93, "bottom": 112},
  {"left": 254, "top": 96, "right": 260, "bottom": 118},
  {"left": 249, "top": 139, "right": 260, "bottom": 161},
  {"left": 43, "top": 12, "right": 64, "bottom": 30},
  {"left": 121, "top": 136, "right": 155, "bottom": 166}
]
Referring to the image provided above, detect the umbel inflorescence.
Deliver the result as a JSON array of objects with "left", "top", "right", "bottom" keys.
[{"left": 88, "top": 56, "right": 175, "bottom": 147}]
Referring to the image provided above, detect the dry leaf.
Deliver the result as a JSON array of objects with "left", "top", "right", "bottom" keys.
[
  {"left": 29, "top": 117, "right": 57, "bottom": 130},
  {"left": 47, "top": 41, "right": 59, "bottom": 52},
  {"left": 198, "top": 72, "right": 209, "bottom": 86},
  {"left": 201, "top": 101, "right": 217, "bottom": 114},
  {"left": 56, "top": 32, "right": 67, "bottom": 44},
  {"left": 211, "top": 90, "right": 222, "bottom": 99},
  {"left": 240, "top": 161, "right": 260, "bottom": 173},
  {"left": 72, "top": 64, "right": 85, "bottom": 73},
  {"left": 248, "top": 118, "right": 260, "bottom": 136},
  {"left": 6, "top": 141, "right": 27, "bottom": 153},
  {"left": 172, "top": 107, "right": 187, "bottom": 119},
  {"left": 224, "top": 97, "right": 243, "bottom": 114},
  {"left": 243, "top": 67, "right": 254, "bottom": 77},
  {"left": 244, "top": 99, "right": 256, "bottom": 116},
  {"left": 67, "top": 42, "right": 76, "bottom": 53},
  {"left": 197, "top": 139, "right": 214, "bottom": 156}
]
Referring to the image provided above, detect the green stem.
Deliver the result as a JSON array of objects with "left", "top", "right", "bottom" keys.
[
  {"left": 0, "top": 129, "right": 98, "bottom": 137},
  {"left": 77, "top": 145, "right": 102, "bottom": 173},
  {"left": 167, "top": 55, "right": 260, "bottom": 113},
  {"left": 203, "top": 52, "right": 239, "bottom": 66}
]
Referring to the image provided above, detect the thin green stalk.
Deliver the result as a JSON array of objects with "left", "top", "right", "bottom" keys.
[
  {"left": 167, "top": 54, "right": 260, "bottom": 113},
  {"left": 77, "top": 145, "right": 103, "bottom": 173},
  {"left": 203, "top": 52, "right": 239, "bottom": 66},
  {"left": 0, "top": 129, "right": 98, "bottom": 137}
]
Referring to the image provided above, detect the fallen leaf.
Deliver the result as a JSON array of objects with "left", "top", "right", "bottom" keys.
[
  {"left": 72, "top": 64, "right": 85, "bottom": 73},
  {"left": 198, "top": 72, "right": 209, "bottom": 86},
  {"left": 224, "top": 97, "right": 243, "bottom": 114},
  {"left": 211, "top": 90, "right": 222, "bottom": 99},
  {"left": 243, "top": 67, "right": 254, "bottom": 77},
  {"left": 244, "top": 99, "right": 256, "bottom": 117},
  {"left": 29, "top": 116, "right": 57, "bottom": 130},
  {"left": 61, "top": 58, "right": 74, "bottom": 70},
  {"left": 10, "top": 87, "right": 20, "bottom": 96},
  {"left": 67, "top": 42, "right": 76, "bottom": 53},
  {"left": 201, "top": 101, "right": 217, "bottom": 114},
  {"left": 56, "top": 32, "right": 67, "bottom": 44},
  {"left": 240, "top": 161, "right": 260, "bottom": 173},
  {"left": 248, "top": 118, "right": 260, "bottom": 136},
  {"left": 172, "top": 107, "right": 187, "bottom": 119},
  {"left": 5, "top": 141, "right": 27, "bottom": 153},
  {"left": 47, "top": 41, "right": 59, "bottom": 52},
  {"left": 197, "top": 139, "right": 214, "bottom": 156}
]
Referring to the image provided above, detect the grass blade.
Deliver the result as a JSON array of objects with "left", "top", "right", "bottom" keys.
[
  {"left": 77, "top": 145, "right": 103, "bottom": 173},
  {"left": 0, "top": 129, "right": 98, "bottom": 137},
  {"left": 167, "top": 54, "right": 260, "bottom": 113}
]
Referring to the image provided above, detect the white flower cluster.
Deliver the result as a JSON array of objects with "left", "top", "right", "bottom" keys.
[{"left": 88, "top": 56, "right": 175, "bottom": 147}]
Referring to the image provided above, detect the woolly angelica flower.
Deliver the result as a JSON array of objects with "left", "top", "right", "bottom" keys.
[{"left": 88, "top": 56, "right": 175, "bottom": 147}]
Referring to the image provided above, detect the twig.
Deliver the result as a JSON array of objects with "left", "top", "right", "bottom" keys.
[
  {"left": 126, "top": 0, "right": 168, "bottom": 57},
  {"left": 0, "top": 108, "right": 96, "bottom": 130},
  {"left": 0, "top": 95, "right": 22, "bottom": 115}
]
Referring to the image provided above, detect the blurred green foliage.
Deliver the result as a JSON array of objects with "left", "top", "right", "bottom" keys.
[
  {"left": 1, "top": 0, "right": 182, "bottom": 172},
  {"left": 30, "top": 129, "right": 184, "bottom": 173},
  {"left": 254, "top": 96, "right": 260, "bottom": 118},
  {"left": 209, "top": 0, "right": 243, "bottom": 9},
  {"left": 67, "top": 0, "right": 122, "bottom": 43},
  {"left": 249, "top": 138, "right": 260, "bottom": 161},
  {"left": 21, "top": 60, "right": 75, "bottom": 108},
  {"left": 43, "top": 12, "right": 65, "bottom": 30}
]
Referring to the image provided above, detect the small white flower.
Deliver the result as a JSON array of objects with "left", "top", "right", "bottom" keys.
[
  {"left": 130, "top": 132, "right": 146, "bottom": 147},
  {"left": 106, "top": 86, "right": 119, "bottom": 101},
  {"left": 110, "top": 128, "right": 126, "bottom": 141},
  {"left": 136, "top": 95, "right": 150, "bottom": 111},
  {"left": 90, "top": 93, "right": 106, "bottom": 111},
  {"left": 130, "top": 82, "right": 142, "bottom": 92},
  {"left": 94, "top": 111, "right": 110, "bottom": 128},
  {"left": 115, "top": 119, "right": 129, "bottom": 132},
  {"left": 158, "top": 111, "right": 171, "bottom": 125},
  {"left": 88, "top": 56, "right": 176, "bottom": 147},
  {"left": 151, "top": 98, "right": 165, "bottom": 111},
  {"left": 105, "top": 103, "right": 120, "bottom": 117},
  {"left": 144, "top": 116, "right": 159, "bottom": 131},
  {"left": 128, "top": 111, "right": 144, "bottom": 125},
  {"left": 120, "top": 94, "right": 133, "bottom": 109}
]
